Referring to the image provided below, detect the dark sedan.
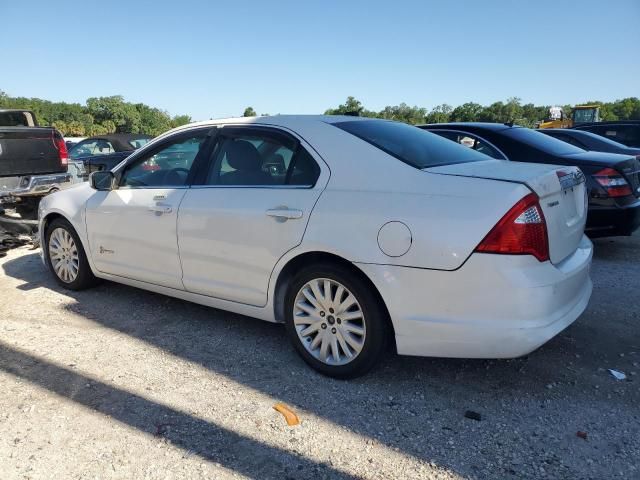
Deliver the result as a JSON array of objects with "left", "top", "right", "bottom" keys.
[
  {"left": 68, "top": 133, "right": 152, "bottom": 176},
  {"left": 420, "top": 123, "right": 640, "bottom": 237},
  {"left": 539, "top": 129, "right": 640, "bottom": 156},
  {"left": 573, "top": 121, "right": 640, "bottom": 148}
]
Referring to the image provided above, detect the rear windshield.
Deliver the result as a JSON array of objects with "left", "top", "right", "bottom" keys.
[
  {"left": 0, "top": 111, "right": 28, "bottom": 126},
  {"left": 572, "top": 130, "right": 628, "bottom": 148},
  {"left": 504, "top": 127, "right": 585, "bottom": 156},
  {"left": 333, "top": 120, "right": 488, "bottom": 168}
]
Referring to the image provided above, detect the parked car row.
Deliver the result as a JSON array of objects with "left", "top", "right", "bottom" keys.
[
  {"left": 421, "top": 123, "right": 640, "bottom": 237},
  {"left": 3, "top": 107, "right": 638, "bottom": 378}
]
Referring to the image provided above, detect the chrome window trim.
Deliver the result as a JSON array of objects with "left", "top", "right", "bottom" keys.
[
  {"left": 111, "top": 124, "right": 329, "bottom": 191},
  {"left": 189, "top": 184, "right": 316, "bottom": 190},
  {"left": 427, "top": 128, "right": 509, "bottom": 161}
]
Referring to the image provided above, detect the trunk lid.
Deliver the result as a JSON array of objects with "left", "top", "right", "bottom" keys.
[
  {"left": 427, "top": 159, "right": 587, "bottom": 264},
  {"left": 561, "top": 152, "right": 640, "bottom": 198}
]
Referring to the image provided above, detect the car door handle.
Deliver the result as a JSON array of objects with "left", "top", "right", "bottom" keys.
[
  {"left": 148, "top": 203, "right": 173, "bottom": 214},
  {"left": 266, "top": 208, "right": 303, "bottom": 220}
]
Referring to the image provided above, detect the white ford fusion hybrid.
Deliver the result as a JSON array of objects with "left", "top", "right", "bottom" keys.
[{"left": 39, "top": 115, "right": 593, "bottom": 378}]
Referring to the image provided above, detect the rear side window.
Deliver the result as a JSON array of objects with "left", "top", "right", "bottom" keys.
[
  {"left": 546, "top": 132, "right": 586, "bottom": 149},
  {"left": 333, "top": 120, "right": 488, "bottom": 168},
  {"left": 205, "top": 132, "right": 320, "bottom": 187},
  {"left": 431, "top": 130, "right": 505, "bottom": 160}
]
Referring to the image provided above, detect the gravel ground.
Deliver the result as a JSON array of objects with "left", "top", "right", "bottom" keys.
[{"left": 0, "top": 234, "right": 638, "bottom": 479}]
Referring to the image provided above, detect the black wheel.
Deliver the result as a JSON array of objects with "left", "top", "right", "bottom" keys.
[
  {"left": 284, "top": 263, "right": 388, "bottom": 379},
  {"left": 45, "top": 218, "right": 99, "bottom": 290}
]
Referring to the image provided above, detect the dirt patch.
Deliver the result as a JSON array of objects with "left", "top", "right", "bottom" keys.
[{"left": 0, "top": 234, "right": 638, "bottom": 479}]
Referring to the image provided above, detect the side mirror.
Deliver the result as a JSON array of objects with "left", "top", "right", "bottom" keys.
[{"left": 89, "top": 171, "right": 115, "bottom": 191}]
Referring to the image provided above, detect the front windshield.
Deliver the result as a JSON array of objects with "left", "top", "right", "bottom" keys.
[
  {"left": 573, "top": 109, "right": 599, "bottom": 124},
  {"left": 504, "top": 127, "right": 585, "bottom": 156}
]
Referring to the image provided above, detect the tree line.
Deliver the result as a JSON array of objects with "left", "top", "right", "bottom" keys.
[
  {"left": 0, "top": 91, "right": 192, "bottom": 137},
  {"left": 321, "top": 96, "right": 640, "bottom": 126},
  {"left": 3, "top": 90, "right": 639, "bottom": 138}
]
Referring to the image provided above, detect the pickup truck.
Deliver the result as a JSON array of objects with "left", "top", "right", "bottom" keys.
[{"left": 0, "top": 109, "right": 74, "bottom": 217}]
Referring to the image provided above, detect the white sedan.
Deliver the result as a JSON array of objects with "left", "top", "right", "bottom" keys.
[{"left": 38, "top": 116, "right": 593, "bottom": 378}]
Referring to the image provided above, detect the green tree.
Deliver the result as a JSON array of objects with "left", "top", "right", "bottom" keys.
[
  {"left": 100, "top": 120, "right": 117, "bottom": 134},
  {"left": 86, "top": 96, "right": 142, "bottom": 133},
  {"left": 378, "top": 103, "right": 427, "bottom": 124},
  {"left": 66, "top": 121, "right": 86, "bottom": 136},
  {"left": 51, "top": 120, "right": 68, "bottom": 135},
  {"left": 450, "top": 102, "right": 484, "bottom": 122},
  {"left": 425, "top": 104, "right": 453, "bottom": 124},
  {"left": 171, "top": 114, "right": 192, "bottom": 128},
  {"left": 243, "top": 107, "right": 257, "bottom": 117},
  {"left": 87, "top": 123, "right": 109, "bottom": 136},
  {"left": 135, "top": 103, "right": 172, "bottom": 136}
]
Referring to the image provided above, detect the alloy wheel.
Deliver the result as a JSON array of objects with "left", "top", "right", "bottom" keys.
[
  {"left": 48, "top": 227, "right": 80, "bottom": 283},
  {"left": 293, "top": 278, "right": 366, "bottom": 366}
]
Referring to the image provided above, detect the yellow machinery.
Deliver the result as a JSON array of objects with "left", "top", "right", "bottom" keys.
[{"left": 538, "top": 105, "right": 601, "bottom": 129}]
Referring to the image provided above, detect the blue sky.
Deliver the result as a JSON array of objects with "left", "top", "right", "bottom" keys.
[{"left": 3, "top": 0, "right": 639, "bottom": 120}]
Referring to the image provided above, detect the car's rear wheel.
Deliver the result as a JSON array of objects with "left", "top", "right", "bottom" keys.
[
  {"left": 45, "top": 218, "right": 98, "bottom": 290},
  {"left": 284, "top": 264, "right": 387, "bottom": 378}
]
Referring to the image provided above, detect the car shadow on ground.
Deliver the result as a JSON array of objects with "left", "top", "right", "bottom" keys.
[
  {"left": 0, "top": 339, "right": 356, "bottom": 480},
  {"left": 2, "top": 241, "right": 638, "bottom": 478}
]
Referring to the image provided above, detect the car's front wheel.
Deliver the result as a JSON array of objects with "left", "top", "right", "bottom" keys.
[
  {"left": 45, "top": 218, "right": 98, "bottom": 290},
  {"left": 284, "top": 264, "right": 387, "bottom": 378}
]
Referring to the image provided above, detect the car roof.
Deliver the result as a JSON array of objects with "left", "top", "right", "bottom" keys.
[
  {"left": 418, "top": 122, "right": 516, "bottom": 131},
  {"left": 155, "top": 115, "right": 397, "bottom": 141},
  {"left": 183, "top": 114, "right": 379, "bottom": 127}
]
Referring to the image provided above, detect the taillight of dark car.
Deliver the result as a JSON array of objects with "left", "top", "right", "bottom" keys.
[
  {"left": 52, "top": 130, "right": 69, "bottom": 168},
  {"left": 592, "top": 168, "right": 633, "bottom": 197}
]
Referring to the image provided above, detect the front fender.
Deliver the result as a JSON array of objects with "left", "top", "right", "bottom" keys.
[{"left": 39, "top": 183, "right": 96, "bottom": 269}]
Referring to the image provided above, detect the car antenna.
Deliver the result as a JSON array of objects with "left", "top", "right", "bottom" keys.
[{"left": 344, "top": 111, "right": 360, "bottom": 117}]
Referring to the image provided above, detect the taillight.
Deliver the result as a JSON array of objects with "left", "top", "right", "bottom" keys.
[
  {"left": 475, "top": 193, "right": 549, "bottom": 262},
  {"left": 52, "top": 131, "right": 68, "bottom": 167},
  {"left": 592, "top": 168, "right": 632, "bottom": 197}
]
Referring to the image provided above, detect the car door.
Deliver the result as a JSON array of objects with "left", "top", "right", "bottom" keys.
[
  {"left": 85, "top": 129, "right": 212, "bottom": 289},
  {"left": 177, "top": 125, "right": 329, "bottom": 307}
]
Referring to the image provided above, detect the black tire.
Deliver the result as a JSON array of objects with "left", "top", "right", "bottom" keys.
[
  {"left": 45, "top": 217, "right": 99, "bottom": 290},
  {"left": 284, "top": 263, "right": 388, "bottom": 379}
]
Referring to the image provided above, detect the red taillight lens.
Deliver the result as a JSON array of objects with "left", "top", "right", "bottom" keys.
[
  {"left": 592, "top": 168, "right": 632, "bottom": 197},
  {"left": 52, "top": 131, "right": 68, "bottom": 167},
  {"left": 475, "top": 193, "right": 549, "bottom": 262}
]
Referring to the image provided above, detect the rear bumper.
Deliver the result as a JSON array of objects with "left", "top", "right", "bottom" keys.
[
  {"left": 356, "top": 235, "right": 593, "bottom": 358},
  {"left": 0, "top": 173, "right": 72, "bottom": 198},
  {"left": 586, "top": 199, "right": 640, "bottom": 237}
]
